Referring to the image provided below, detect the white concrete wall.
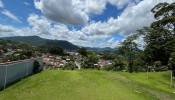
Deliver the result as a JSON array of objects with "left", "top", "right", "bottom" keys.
[{"left": 0, "top": 58, "right": 43, "bottom": 89}]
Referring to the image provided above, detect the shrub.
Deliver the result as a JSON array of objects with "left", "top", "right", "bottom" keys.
[
  {"left": 113, "top": 58, "right": 125, "bottom": 71},
  {"left": 133, "top": 54, "right": 147, "bottom": 72},
  {"left": 104, "top": 65, "right": 124, "bottom": 72},
  {"left": 103, "top": 58, "right": 125, "bottom": 72},
  {"left": 81, "top": 53, "right": 99, "bottom": 69},
  {"left": 128, "top": 61, "right": 134, "bottom": 73},
  {"left": 104, "top": 64, "right": 115, "bottom": 71},
  {"left": 33, "top": 60, "right": 40, "bottom": 73},
  {"left": 77, "top": 47, "right": 87, "bottom": 56},
  {"left": 61, "top": 62, "right": 78, "bottom": 70},
  {"left": 168, "top": 52, "right": 175, "bottom": 77},
  {"left": 154, "top": 61, "right": 161, "bottom": 68},
  {"left": 153, "top": 61, "right": 162, "bottom": 71},
  {"left": 49, "top": 45, "right": 64, "bottom": 55}
]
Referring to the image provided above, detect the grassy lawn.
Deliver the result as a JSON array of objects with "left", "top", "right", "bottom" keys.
[{"left": 0, "top": 70, "right": 175, "bottom": 100}]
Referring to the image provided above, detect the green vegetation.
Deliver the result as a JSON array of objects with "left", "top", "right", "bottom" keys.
[
  {"left": 37, "top": 45, "right": 64, "bottom": 55},
  {"left": 60, "top": 62, "right": 78, "bottom": 70},
  {"left": 81, "top": 51, "right": 99, "bottom": 69},
  {"left": 33, "top": 60, "right": 42, "bottom": 73},
  {"left": 101, "top": 51, "right": 116, "bottom": 60},
  {"left": 168, "top": 52, "right": 175, "bottom": 76},
  {"left": 117, "top": 35, "right": 139, "bottom": 73},
  {"left": 0, "top": 70, "right": 175, "bottom": 100},
  {"left": 77, "top": 47, "right": 88, "bottom": 56},
  {"left": 0, "top": 39, "right": 37, "bottom": 62},
  {"left": 111, "top": 2, "right": 175, "bottom": 74},
  {"left": 1, "top": 2, "right": 175, "bottom": 99},
  {"left": 48, "top": 45, "right": 64, "bottom": 55}
]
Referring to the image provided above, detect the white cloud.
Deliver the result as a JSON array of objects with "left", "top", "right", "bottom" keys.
[
  {"left": 24, "top": 2, "right": 30, "bottom": 6},
  {"left": 84, "top": 0, "right": 107, "bottom": 14},
  {"left": 33, "top": 0, "right": 166, "bottom": 27},
  {"left": 0, "top": 0, "right": 3, "bottom": 8},
  {"left": 1, "top": 0, "right": 174, "bottom": 48},
  {"left": 81, "top": 0, "right": 174, "bottom": 36},
  {"left": 27, "top": 14, "right": 113, "bottom": 47},
  {"left": 108, "top": 0, "right": 130, "bottom": 9},
  {"left": 99, "top": 37, "right": 120, "bottom": 48},
  {"left": 28, "top": 14, "right": 51, "bottom": 35},
  {"left": 1, "top": 10, "right": 21, "bottom": 22},
  {"left": 33, "top": 0, "right": 136, "bottom": 25},
  {"left": 34, "top": 0, "right": 89, "bottom": 25},
  {"left": 0, "top": 24, "right": 30, "bottom": 37}
]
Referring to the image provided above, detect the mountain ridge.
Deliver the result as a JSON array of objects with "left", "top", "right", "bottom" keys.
[
  {"left": 1, "top": 36, "right": 79, "bottom": 50},
  {"left": 1, "top": 36, "right": 114, "bottom": 52}
]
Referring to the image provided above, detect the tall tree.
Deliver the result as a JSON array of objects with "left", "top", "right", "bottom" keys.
[
  {"left": 137, "top": 27, "right": 175, "bottom": 65},
  {"left": 77, "top": 47, "right": 87, "bottom": 56},
  {"left": 49, "top": 45, "right": 64, "bottom": 55},
  {"left": 136, "top": 2, "right": 175, "bottom": 65},
  {"left": 117, "top": 35, "right": 139, "bottom": 73},
  {"left": 81, "top": 51, "right": 99, "bottom": 69},
  {"left": 151, "top": 2, "right": 175, "bottom": 32}
]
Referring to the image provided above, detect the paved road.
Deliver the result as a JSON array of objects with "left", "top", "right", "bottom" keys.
[{"left": 75, "top": 61, "right": 81, "bottom": 70}]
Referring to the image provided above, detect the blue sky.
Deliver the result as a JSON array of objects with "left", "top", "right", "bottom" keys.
[
  {"left": 0, "top": 0, "right": 173, "bottom": 48},
  {"left": 0, "top": 0, "right": 41, "bottom": 27}
]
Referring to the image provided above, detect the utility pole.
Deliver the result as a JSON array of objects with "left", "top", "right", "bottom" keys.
[
  {"left": 170, "top": 70, "right": 173, "bottom": 87},
  {"left": 4, "top": 65, "right": 8, "bottom": 90},
  {"left": 147, "top": 65, "right": 149, "bottom": 79}
]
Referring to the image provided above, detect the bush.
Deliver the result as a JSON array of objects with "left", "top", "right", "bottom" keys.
[
  {"left": 104, "top": 64, "right": 121, "bottom": 71},
  {"left": 113, "top": 58, "right": 125, "bottom": 71},
  {"left": 133, "top": 65, "right": 143, "bottom": 72},
  {"left": 153, "top": 61, "right": 162, "bottom": 71},
  {"left": 81, "top": 52, "right": 99, "bottom": 69},
  {"left": 133, "top": 54, "right": 147, "bottom": 72},
  {"left": 104, "top": 64, "right": 115, "bottom": 71},
  {"left": 154, "top": 61, "right": 161, "bottom": 68},
  {"left": 103, "top": 58, "right": 125, "bottom": 72},
  {"left": 33, "top": 60, "right": 40, "bottom": 73},
  {"left": 128, "top": 61, "right": 134, "bottom": 73},
  {"left": 168, "top": 52, "right": 175, "bottom": 77},
  {"left": 49, "top": 45, "right": 64, "bottom": 55},
  {"left": 61, "top": 62, "right": 78, "bottom": 70},
  {"left": 77, "top": 48, "right": 87, "bottom": 56}
]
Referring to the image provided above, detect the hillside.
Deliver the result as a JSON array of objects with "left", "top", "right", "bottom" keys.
[
  {"left": 1, "top": 36, "right": 115, "bottom": 52},
  {"left": 85, "top": 47, "right": 115, "bottom": 52},
  {"left": 0, "top": 70, "right": 174, "bottom": 100},
  {"left": 2, "top": 36, "right": 79, "bottom": 50}
]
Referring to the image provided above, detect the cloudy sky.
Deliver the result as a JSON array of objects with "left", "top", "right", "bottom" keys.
[{"left": 0, "top": 0, "right": 174, "bottom": 48}]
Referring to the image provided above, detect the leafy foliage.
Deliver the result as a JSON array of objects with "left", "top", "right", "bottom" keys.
[
  {"left": 104, "top": 58, "right": 125, "bottom": 71},
  {"left": 33, "top": 60, "right": 41, "bottom": 73},
  {"left": 102, "top": 51, "right": 116, "bottom": 60},
  {"left": 117, "top": 35, "right": 139, "bottom": 73},
  {"left": 137, "top": 2, "right": 175, "bottom": 65},
  {"left": 140, "top": 27, "right": 175, "bottom": 65},
  {"left": 77, "top": 47, "right": 87, "bottom": 56},
  {"left": 133, "top": 52, "right": 147, "bottom": 72},
  {"left": 81, "top": 51, "right": 99, "bottom": 69},
  {"left": 168, "top": 52, "right": 175, "bottom": 76},
  {"left": 61, "top": 62, "right": 78, "bottom": 70},
  {"left": 151, "top": 2, "right": 175, "bottom": 32},
  {"left": 49, "top": 45, "right": 64, "bottom": 55},
  {"left": 0, "top": 40, "right": 37, "bottom": 62}
]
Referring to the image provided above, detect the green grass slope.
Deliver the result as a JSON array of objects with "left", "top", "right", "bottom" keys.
[{"left": 0, "top": 70, "right": 175, "bottom": 100}]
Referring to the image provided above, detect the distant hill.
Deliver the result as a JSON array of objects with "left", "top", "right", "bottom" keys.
[
  {"left": 1, "top": 36, "right": 115, "bottom": 51},
  {"left": 85, "top": 47, "right": 115, "bottom": 52},
  {"left": 2, "top": 36, "right": 79, "bottom": 50}
]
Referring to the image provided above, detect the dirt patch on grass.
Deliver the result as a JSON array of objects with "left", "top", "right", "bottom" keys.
[{"left": 142, "top": 87, "right": 174, "bottom": 100}]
